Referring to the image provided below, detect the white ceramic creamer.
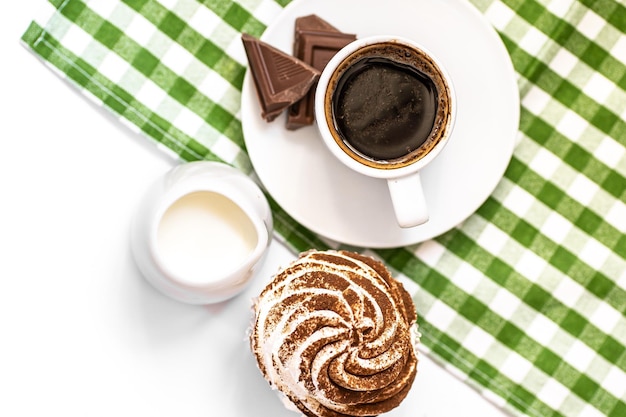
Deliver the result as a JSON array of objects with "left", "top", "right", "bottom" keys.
[{"left": 131, "top": 161, "right": 273, "bottom": 304}]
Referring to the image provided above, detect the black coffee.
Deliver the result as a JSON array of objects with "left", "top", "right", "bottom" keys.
[{"left": 332, "top": 56, "right": 438, "bottom": 161}]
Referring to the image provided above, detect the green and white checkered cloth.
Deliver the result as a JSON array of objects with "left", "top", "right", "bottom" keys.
[{"left": 22, "top": 0, "right": 625, "bottom": 416}]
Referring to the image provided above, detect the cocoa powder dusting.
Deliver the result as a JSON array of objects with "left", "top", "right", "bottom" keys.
[{"left": 251, "top": 250, "right": 418, "bottom": 417}]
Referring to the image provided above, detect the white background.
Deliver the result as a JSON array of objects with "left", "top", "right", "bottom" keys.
[{"left": 1, "top": 1, "right": 510, "bottom": 416}]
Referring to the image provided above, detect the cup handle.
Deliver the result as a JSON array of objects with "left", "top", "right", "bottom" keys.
[{"left": 387, "top": 173, "right": 429, "bottom": 228}]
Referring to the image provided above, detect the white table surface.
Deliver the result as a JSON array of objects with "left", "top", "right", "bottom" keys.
[{"left": 1, "top": 2, "right": 510, "bottom": 416}]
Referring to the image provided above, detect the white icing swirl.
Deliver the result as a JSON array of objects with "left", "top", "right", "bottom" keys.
[{"left": 251, "top": 250, "right": 418, "bottom": 417}]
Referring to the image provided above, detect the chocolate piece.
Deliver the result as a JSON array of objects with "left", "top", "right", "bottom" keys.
[
  {"left": 286, "top": 16, "right": 356, "bottom": 130},
  {"left": 241, "top": 33, "right": 320, "bottom": 122}
]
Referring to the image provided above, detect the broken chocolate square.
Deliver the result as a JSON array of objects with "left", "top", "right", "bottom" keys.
[
  {"left": 242, "top": 33, "right": 320, "bottom": 122},
  {"left": 286, "top": 15, "right": 356, "bottom": 130}
]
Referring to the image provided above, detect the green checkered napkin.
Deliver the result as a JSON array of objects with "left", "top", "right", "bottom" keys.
[{"left": 22, "top": 0, "right": 625, "bottom": 416}]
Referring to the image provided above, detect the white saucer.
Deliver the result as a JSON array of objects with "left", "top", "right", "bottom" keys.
[{"left": 241, "top": 0, "right": 519, "bottom": 248}]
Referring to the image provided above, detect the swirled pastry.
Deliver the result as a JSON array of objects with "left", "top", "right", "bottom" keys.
[{"left": 250, "top": 250, "right": 419, "bottom": 417}]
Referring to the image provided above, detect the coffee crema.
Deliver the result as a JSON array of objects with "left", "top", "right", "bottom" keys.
[{"left": 324, "top": 42, "right": 452, "bottom": 169}]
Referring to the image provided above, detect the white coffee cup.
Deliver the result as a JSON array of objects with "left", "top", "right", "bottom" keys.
[
  {"left": 315, "top": 35, "right": 456, "bottom": 228},
  {"left": 131, "top": 161, "right": 273, "bottom": 304}
]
